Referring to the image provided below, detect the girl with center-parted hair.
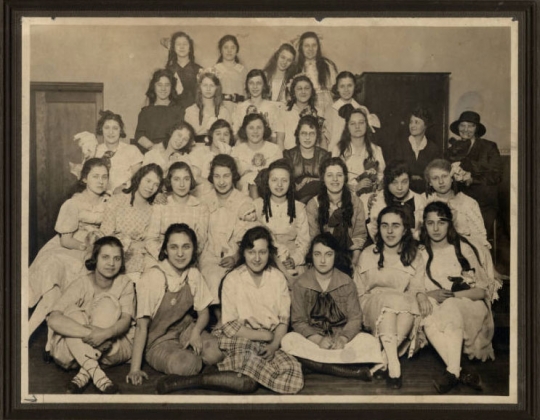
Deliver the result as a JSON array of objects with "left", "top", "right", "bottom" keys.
[
  {"left": 263, "top": 43, "right": 297, "bottom": 104},
  {"left": 294, "top": 31, "right": 338, "bottom": 112},
  {"left": 254, "top": 159, "right": 310, "bottom": 288},
  {"left": 145, "top": 161, "right": 209, "bottom": 265},
  {"left": 283, "top": 115, "right": 330, "bottom": 204},
  {"left": 231, "top": 113, "right": 283, "bottom": 199},
  {"left": 417, "top": 201, "right": 497, "bottom": 394},
  {"left": 127, "top": 223, "right": 215, "bottom": 386},
  {"left": 133, "top": 69, "right": 186, "bottom": 154},
  {"left": 366, "top": 160, "right": 426, "bottom": 243},
  {"left": 306, "top": 157, "right": 367, "bottom": 266},
  {"left": 29, "top": 158, "right": 110, "bottom": 341},
  {"left": 184, "top": 71, "right": 232, "bottom": 140},
  {"left": 327, "top": 71, "right": 381, "bottom": 152},
  {"left": 94, "top": 110, "right": 143, "bottom": 194},
  {"left": 47, "top": 236, "right": 135, "bottom": 394},
  {"left": 212, "top": 34, "right": 248, "bottom": 115},
  {"left": 100, "top": 164, "right": 164, "bottom": 283},
  {"left": 156, "top": 226, "right": 304, "bottom": 395},
  {"left": 392, "top": 106, "right": 441, "bottom": 194},
  {"left": 232, "top": 69, "right": 285, "bottom": 146},
  {"left": 332, "top": 104, "right": 385, "bottom": 197},
  {"left": 355, "top": 206, "right": 427, "bottom": 390},
  {"left": 282, "top": 74, "right": 330, "bottom": 151},
  {"left": 281, "top": 232, "right": 383, "bottom": 380},
  {"left": 163, "top": 31, "right": 203, "bottom": 109}
]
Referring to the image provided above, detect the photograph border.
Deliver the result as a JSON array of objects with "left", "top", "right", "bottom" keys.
[{"left": 2, "top": 1, "right": 538, "bottom": 419}]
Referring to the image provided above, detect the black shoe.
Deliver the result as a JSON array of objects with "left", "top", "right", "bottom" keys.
[
  {"left": 433, "top": 370, "right": 459, "bottom": 394},
  {"left": 100, "top": 382, "right": 119, "bottom": 394},
  {"left": 373, "top": 369, "right": 387, "bottom": 380},
  {"left": 352, "top": 366, "right": 373, "bottom": 382},
  {"left": 459, "top": 368, "right": 482, "bottom": 391},
  {"left": 65, "top": 379, "right": 88, "bottom": 394},
  {"left": 386, "top": 375, "right": 402, "bottom": 390}
]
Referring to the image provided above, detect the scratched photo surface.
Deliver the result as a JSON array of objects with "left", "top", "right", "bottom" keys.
[{"left": 21, "top": 17, "right": 517, "bottom": 404}]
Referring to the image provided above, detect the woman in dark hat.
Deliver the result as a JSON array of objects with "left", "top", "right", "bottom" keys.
[
  {"left": 393, "top": 106, "right": 442, "bottom": 194},
  {"left": 445, "top": 111, "right": 503, "bottom": 239}
]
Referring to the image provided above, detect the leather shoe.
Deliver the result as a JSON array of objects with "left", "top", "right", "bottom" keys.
[
  {"left": 433, "top": 370, "right": 459, "bottom": 394},
  {"left": 459, "top": 368, "right": 482, "bottom": 391},
  {"left": 386, "top": 375, "right": 402, "bottom": 389}
]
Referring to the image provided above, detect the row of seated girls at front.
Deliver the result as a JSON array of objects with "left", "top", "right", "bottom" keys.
[{"left": 28, "top": 135, "right": 501, "bottom": 395}]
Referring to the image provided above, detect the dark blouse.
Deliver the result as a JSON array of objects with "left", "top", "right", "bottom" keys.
[
  {"left": 393, "top": 138, "right": 442, "bottom": 194},
  {"left": 167, "top": 61, "right": 203, "bottom": 109},
  {"left": 133, "top": 104, "right": 185, "bottom": 153},
  {"left": 283, "top": 146, "right": 330, "bottom": 182}
]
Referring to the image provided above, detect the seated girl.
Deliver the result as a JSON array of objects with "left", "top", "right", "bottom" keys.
[
  {"left": 29, "top": 158, "right": 110, "bottom": 340},
  {"left": 283, "top": 115, "right": 330, "bottom": 204},
  {"left": 232, "top": 69, "right": 285, "bottom": 146},
  {"left": 47, "top": 236, "right": 135, "bottom": 394},
  {"left": 94, "top": 110, "right": 143, "bottom": 193},
  {"left": 332, "top": 104, "right": 385, "bottom": 197},
  {"left": 126, "top": 223, "right": 215, "bottom": 386},
  {"left": 417, "top": 201, "right": 497, "bottom": 393},
  {"left": 145, "top": 161, "right": 209, "bottom": 265},
  {"left": 281, "top": 232, "right": 383, "bottom": 379},
  {"left": 306, "top": 157, "right": 367, "bottom": 266},
  {"left": 254, "top": 159, "right": 310, "bottom": 288},
  {"left": 355, "top": 206, "right": 427, "bottom": 389},
  {"left": 156, "top": 226, "right": 304, "bottom": 394},
  {"left": 184, "top": 71, "right": 231, "bottom": 141},
  {"left": 367, "top": 160, "right": 426, "bottom": 242},
  {"left": 100, "top": 164, "right": 164, "bottom": 283},
  {"left": 231, "top": 113, "right": 283, "bottom": 199}
]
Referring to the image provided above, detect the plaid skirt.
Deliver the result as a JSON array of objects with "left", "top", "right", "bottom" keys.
[{"left": 213, "top": 321, "right": 304, "bottom": 394}]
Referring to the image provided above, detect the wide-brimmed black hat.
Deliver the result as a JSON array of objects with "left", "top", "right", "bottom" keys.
[{"left": 450, "top": 111, "right": 486, "bottom": 137}]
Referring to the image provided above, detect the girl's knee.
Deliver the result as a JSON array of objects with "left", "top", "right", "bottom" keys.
[
  {"left": 90, "top": 295, "right": 121, "bottom": 328},
  {"left": 167, "top": 351, "right": 203, "bottom": 376}
]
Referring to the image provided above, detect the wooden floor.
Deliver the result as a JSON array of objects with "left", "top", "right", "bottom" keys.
[{"left": 28, "top": 321, "right": 510, "bottom": 396}]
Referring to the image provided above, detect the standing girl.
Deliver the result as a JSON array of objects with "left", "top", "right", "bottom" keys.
[
  {"left": 127, "top": 224, "right": 214, "bottom": 385},
  {"left": 145, "top": 161, "right": 209, "bottom": 265},
  {"left": 232, "top": 69, "right": 285, "bottom": 147},
  {"left": 29, "top": 158, "right": 110, "bottom": 339},
  {"left": 294, "top": 32, "right": 337, "bottom": 112},
  {"left": 355, "top": 206, "right": 427, "bottom": 389},
  {"left": 306, "top": 157, "right": 367, "bottom": 266},
  {"left": 263, "top": 43, "right": 297, "bottom": 105},
  {"left": 100, "top": 164, "right": 164, "bottom": 283},
  {"left": 134, "top": 69, "right": 185, "bottom": 153},
  {"left": 184, "top": 72, "right": 231, "bottom": 140},
  {"left": 164, "top": 31, "right": 203, "bottom": 109},
  {"left": 231, "top": 113, "right": 283, "bottom": 199},
  {"left": 213, "top": 35, "right": 248, "bottom": 115},
  {"left": 327, "top": 71, "right": 380, "bottom": 152},
  {"left": 332, "top": 105, "right": 385, "bottom": 196},
  {"left": 254, "top": 159, "right": 310, "bottom": 288}
]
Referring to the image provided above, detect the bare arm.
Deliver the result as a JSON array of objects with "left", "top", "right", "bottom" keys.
[
  {"left": 59, "top": 232, "right": 86, "bottom": 251},
  {"left": 47, "top": 311, "right": 91, "bottom": 338},
  {"left": 126, "top": 317, "right": 150, "bottom": 385}
]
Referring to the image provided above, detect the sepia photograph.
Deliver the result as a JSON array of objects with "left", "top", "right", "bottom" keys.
[{"left": 13, "top": 11, "right": 522, "bottom": 410}]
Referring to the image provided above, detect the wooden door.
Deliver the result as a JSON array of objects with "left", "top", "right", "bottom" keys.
[
  {"left": 30, "top": 83, "right": 103, "bottom": 263},
  {"left": 357, "top": 72, "right": 450, "bottom": 159}
]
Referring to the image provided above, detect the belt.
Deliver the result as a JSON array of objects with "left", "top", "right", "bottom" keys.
[{"left": 222, "top": 93, "right": 245, "bottom": 103}]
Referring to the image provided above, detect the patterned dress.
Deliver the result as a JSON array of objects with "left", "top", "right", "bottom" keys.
[
  {"left": 100, "top": 193, "right": 154, "bottom": 279},
  {"left": 29, "top": 192, "right": 108, "bottom": 307}
]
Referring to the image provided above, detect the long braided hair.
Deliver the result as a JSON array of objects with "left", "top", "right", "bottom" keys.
[{"left": 261, "top": 159, "right": 296, "bottom": 224}]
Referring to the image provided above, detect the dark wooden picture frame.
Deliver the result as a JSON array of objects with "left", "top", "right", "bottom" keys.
[{"left": 2, "top": 1, "right": 537, "bottom": 419}]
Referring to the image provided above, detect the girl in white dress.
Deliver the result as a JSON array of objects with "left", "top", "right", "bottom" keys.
[
  {"left": 417, "top": 201, "right": 496, "bottom": 393},
  {"left": 263, "top": 43, "right": 297, "bottom": 105}
]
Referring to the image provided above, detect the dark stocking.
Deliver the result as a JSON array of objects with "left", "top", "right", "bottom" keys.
[
  {"left": 298, "top": 358, "right": 372, "bottom": 381},
  {"left": 156, "top": 371, "right": 259, "bottom": 394}
]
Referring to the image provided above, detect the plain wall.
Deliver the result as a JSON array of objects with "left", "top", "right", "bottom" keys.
[{"left": 29, "top": 21, "right": 512, "bottom": 153}]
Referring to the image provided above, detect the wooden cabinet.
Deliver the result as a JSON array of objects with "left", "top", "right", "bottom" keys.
[{"left": 356, "top": 72, "right": 450, "bottom": 160}]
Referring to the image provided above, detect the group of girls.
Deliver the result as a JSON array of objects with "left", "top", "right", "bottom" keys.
[{"left": 27, "top": 29, "right": 504, "bottom": 396}]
